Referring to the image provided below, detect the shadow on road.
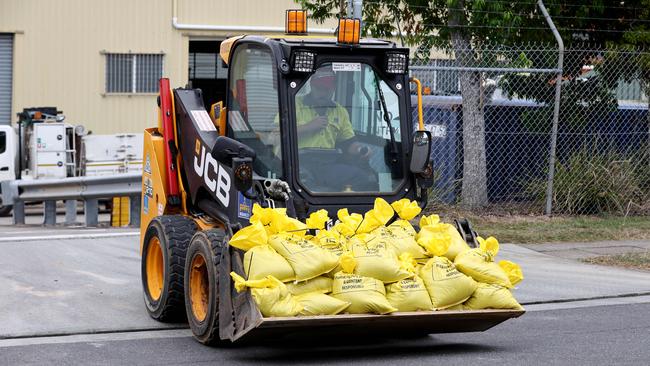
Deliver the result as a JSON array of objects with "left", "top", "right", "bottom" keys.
[{"left": 225, "top": 334, "right": 498, "bottom": 363}]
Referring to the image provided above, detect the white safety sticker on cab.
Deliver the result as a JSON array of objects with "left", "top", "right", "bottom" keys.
[
  {"left": 332, "top": 62, "right": 361, "bottom": 72},
  {"left": 191, "top": 110, "right": 217, "bottom": 132}
]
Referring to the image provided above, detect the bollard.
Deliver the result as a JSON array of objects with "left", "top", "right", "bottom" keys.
[
  {"left": 13, "top": 202, "right": 25, "bottom": 225},
  {"left": 65, "top": 199, "right": 78, "bottom": 225},
  {"left": 84, "top": 199, "right": 99, "bottom": 227},
  {"left": 44, "top": 200, "right": 57, "bottom": 226},
  {"left": 129, "top": 195, "right": 141, "bottom": 227}
]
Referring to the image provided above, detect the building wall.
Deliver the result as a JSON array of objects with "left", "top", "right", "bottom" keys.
[{"left": 0, "top": 0, "right": 337, "bottom": 134}]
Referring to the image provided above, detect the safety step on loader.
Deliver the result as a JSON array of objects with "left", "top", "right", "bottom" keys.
[{"left": 139, "top": 12, "right": 523, "bottom": 345}]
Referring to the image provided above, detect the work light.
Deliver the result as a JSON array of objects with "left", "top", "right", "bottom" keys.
[
  {"left": 386, "top": 52, "right": 408, "bottom": 74},
  {"left": 292, "top": 50, "right": 316, "bottom": 73}
]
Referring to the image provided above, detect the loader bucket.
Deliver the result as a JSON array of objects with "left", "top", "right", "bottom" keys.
[{"left": 218, "top": 246, "right": 524, "bottom": 343}]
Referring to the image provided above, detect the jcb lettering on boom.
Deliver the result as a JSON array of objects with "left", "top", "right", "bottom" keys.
[{"left": 193, "top": 142, "right": 231, "bottom": 207}]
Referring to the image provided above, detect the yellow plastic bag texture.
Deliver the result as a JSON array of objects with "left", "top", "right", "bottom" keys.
[
  {"left": 464, "top": 283, "right": 524, "bottom": 310},
  {"left": 390, "top": 198, "right": 422, "bottom": 221},
  {"left": 305, "top": 209, "right": 329, "bottom": 230},
  {"left": 230, "top": 273, "right": 302, "bottom": 317},
  {"left": 377, "top": 225, "right": 429, "bottom": 262},
  {"left": 454, "top": 237, "right": 512, "bottom": 288},
  {"left": 499, "top": 260, "right": 524, "bottom": 286},
  {"left": 295, "top": 292, "right": 351, "bottom": 316},
  {"left": 419, "top": 256, "right": 477, "bottom": 309},
  {"left": 229, "top": 221, "right": 268, "bottom": 251},
  {"left": 444, "top": 224, "right": 472, "bottom": 261},
  {"left": 385, "top": 276, "right": 434, "bottom": 312},
  {"left": 243, "top": 245, "right": 295, "bottom": 282},
  {"left": 356, "top": 198, "right": 395, "bottom": 234},
  {"left": 331, "top": 272, "right": 397, "bottom": 314},
  {"left": 268, "top": 233, "right": 339, "bottom": 281},
  {"left": 286, "top": 276, "right": 333, "bottom": 296},
  {"left": 347, "top": 236, "right": 412, "bottom": 283},
  {"left": 416, "top": 224, "right": 452, "bottom": 257}
]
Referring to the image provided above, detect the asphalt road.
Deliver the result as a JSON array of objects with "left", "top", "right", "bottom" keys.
[
  {"left": 1, "top": 224, "right": 650, "bottom": 365},
  {"left": 1, "top": 302, "right": 649, "bottom": 366}
]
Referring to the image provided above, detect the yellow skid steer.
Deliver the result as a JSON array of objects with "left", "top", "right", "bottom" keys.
[{"left": 139, "top": 12, "right": 523, "bottom": 345}]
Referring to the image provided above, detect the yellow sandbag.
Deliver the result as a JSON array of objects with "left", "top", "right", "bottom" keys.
[
  {"left": 295, "top": 292, "right": 351, "bottom": 316},
  {"left": 313, "top": 229, "right": 349, "bottom": 277},
  {"left": 229, "top": 221, "right": 268, "bottom": 251},
  {"left": 416, "top": 224, "right": 452, "bottom": 257},
  {"left": 334, "top": 209, "right": 364, "bottom": 237},
  {"left": 376, "top": 226, "right": 429, "bottom": 262},
  {"left": 444, "top": 304, "right": 465, "bottom": 311},
  {"left": 331, "top": 272, "right": 397, "bottom": 314},
  {"left": 454, "top": 237, "right": 512, "bottom": 288},
  {"left": 385, "top": 275, "right": 434, "bottom": 312},
  {"left": 444, "top": 224, "right": 472, "bottom": 261},
  {"left": 419, "top": 256, "right": 477, "bottom": 309},
  {"left": 420, "top": 214, "right": 441, "bottom": 227},
  {"left": 417, "top": 215, "right": 470, "bottom": 260},
  {"left": 249, "top": 204, "right": 307, "bottom": 236},
  {"left": 305, "top": 209, "right": 329, "bottom": 230},
  {"left": 345, "top": 236, "right": 411, "bottom": 283},
  {"left": 499, "top": 260, "right": 524, "bottom": 286},
  {"left": 230, "top": 273, "right": 302, "bottom": 317},
  {"left": 268, "top": 233, "right": 339, "bottom": 281},
  {"left": 286, "top": 276, "right": 333, "bottom": 296},
  {"left": 244, "top": 245, "right": 296, "bottom": 282},
  {"left": 464, "top": 283, "right": 524, "bottom": 310},
  {"left": 356, "top": 198, "right": 394, "bottom": 234},
  {"left": 390, "top": 198, "right": 422, "bottom": 221},
  {"left": 229, "top": 221, "right": 295, "bottom": 281}
]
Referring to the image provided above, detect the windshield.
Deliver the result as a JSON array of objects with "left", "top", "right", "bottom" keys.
[{"left": 293, "top": 62, "right": 404, "bottom": 193}]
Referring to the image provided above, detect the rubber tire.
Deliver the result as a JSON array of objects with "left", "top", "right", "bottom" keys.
[
  {"left": 184, "top": 229, "right": 228, "bottom": 346},
  {"left": 0, "top": 205, "right": 12, "bottom": 217},
  {"left": 141, "top": 215, "right": 198, "bottom": 322}
]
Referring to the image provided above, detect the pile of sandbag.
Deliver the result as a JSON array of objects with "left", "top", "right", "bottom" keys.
[{"left": 228, "top": 198, "right": 524, "bottom": 317}]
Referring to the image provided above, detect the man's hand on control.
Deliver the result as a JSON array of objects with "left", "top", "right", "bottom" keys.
[{"left": 303, "top": 116, "right": 328, "bottom": 134}]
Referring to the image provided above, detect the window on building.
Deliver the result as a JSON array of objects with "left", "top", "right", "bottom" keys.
[{"left": 105, "top": 53, "right": 163, "bottom": 93}]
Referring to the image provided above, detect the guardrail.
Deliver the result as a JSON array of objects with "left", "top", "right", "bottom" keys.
[{"left": 1, "top": 173, "right": 142, "bottom": 227}]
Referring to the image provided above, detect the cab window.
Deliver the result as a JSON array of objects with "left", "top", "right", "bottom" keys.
[{"left": 227, "top": 44, "right": 282, "bottom": 179}]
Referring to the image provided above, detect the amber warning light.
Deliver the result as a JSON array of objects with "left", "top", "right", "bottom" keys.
[
  {"left": 337, "top": 18, "right": 361, "bottom": 44},
  {"left": 286, "top": 10, "right": 307, "bottom": 34}
]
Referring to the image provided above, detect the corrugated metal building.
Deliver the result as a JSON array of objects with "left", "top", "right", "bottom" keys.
[{"left": 0, "top": 0, "right": 337, "bottom": 134}]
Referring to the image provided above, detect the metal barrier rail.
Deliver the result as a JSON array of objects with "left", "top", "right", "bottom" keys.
[{"left": 1, "top": 173, "right": 142, "bottom": 227}]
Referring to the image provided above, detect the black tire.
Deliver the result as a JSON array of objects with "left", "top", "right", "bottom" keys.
[
  {"left": 141, "top": 215, "right": 198, "bottom": 322},
  {"left": 184, "top": 229, "right": 227, "bottom": 346},
  {"left": 0, "top": 205, "right": 12, "bottom": 217}
]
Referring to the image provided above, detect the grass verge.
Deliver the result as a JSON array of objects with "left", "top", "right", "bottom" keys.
[
  {"left": 582, "top": 252, "right": 650, "bottom": 271},
  {"left": 437, "top": 213, "right": 650, "bottom": 244}
]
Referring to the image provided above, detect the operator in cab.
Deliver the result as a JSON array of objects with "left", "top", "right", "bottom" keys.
[
  {"left": 296, "top": 67, "right": 370, "bottom": 159},
  {"left": 294, "top": 65, "right": 378, "bottom": 192}
]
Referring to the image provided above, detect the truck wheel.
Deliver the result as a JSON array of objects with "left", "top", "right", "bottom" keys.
[
  {"left": 0, "top": 205, "right": 12, "bottom": 217},
  {"left": 184, "top": 229, "right": 227, "bottom": 345},
  {"left": 141, "top": 215, "right": 197, "bottom": 322}
]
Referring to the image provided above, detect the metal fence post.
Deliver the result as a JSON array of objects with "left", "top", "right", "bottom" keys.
[
  {"left": 538, "top": 0, "right": 564, "bottom": 216},
  {"left": 65, "top": 199, "right": 77, "bottom": 225},
  {"left": 13, "top": 202, "right": 25, "bottom": 225},
  {"left": 43, "top": 200, "right": 57, "bottom": 226},
  {"left": 84, "top": 199, "right": 99, "bottom": 227},
  {"left": 129, "top": 195, "right": 141, "bottom": 227}
]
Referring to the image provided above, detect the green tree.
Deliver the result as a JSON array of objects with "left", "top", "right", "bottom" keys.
[{"left": 297, "top": 0, "right": 648, "bottom": 208}]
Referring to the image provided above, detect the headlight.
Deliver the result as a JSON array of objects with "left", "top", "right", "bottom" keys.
[
  {"left": 291, "top": 50, "right": 316, "bottom": 73},
  {"left": 386, "top": 52, "right": 408, "bottom": 74}
]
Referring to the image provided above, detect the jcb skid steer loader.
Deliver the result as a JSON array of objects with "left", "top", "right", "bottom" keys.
[{"left": 140, "top": 14, "right": 523, "bottom": 345}]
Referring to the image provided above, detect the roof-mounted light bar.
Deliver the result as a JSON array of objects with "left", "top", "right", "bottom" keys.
[
  {"left": 337, "top": 18, "right": 361, "bottom": 45},
  {"left": 286, "top": 9, "right": 308, "bottom": 34}
]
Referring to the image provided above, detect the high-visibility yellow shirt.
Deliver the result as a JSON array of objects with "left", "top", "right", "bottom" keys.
[{"left": 295, "top": 96, "right": 355, "bottom": 149}]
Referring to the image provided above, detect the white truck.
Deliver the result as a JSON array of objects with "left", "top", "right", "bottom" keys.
[{"left": 0, "top": 108, "right": 142, "bottom": 215}]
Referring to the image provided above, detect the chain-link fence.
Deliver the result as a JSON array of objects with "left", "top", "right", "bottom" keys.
[{"left": 410, "top": 44, "right": 650, "bottom": 215}]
